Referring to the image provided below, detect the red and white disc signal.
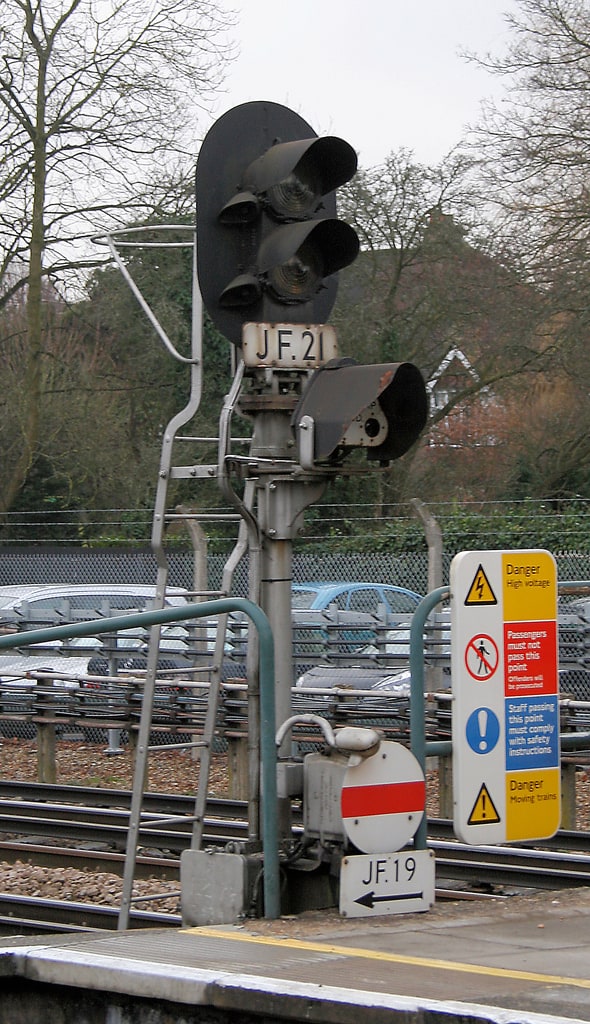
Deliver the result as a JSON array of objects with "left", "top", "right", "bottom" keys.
[{"left": 341, "top": 741, "right": 425, "bottom": 853}]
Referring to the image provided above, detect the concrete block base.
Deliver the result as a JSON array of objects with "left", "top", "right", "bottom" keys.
[{"left": 181, "top": 849, "right": 262, "bottom": 926}]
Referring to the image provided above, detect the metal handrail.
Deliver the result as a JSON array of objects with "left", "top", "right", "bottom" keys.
[{"left": 0, "top": 598, "right": 280, "bottom": 920}]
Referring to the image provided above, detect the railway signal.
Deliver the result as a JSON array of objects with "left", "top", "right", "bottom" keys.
[
  {"left": 293, "top": 358, "right": 428, "bottom": 468},
  {"left": 196, "top": 101, "right": 360, "bottom": 347}
]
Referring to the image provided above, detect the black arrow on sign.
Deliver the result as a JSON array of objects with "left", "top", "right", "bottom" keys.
[{"left": 355, "top": 890, "right": 424, "bottom": 909}]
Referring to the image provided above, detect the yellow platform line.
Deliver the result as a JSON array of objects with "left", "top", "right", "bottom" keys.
[{"left": 183, "top": 926, "right": 590, "bottom": 991}]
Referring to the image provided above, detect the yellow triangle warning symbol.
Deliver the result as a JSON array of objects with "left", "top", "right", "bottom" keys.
[
  {"left": 468, "top": 783, "right": 501, "bottom": 826},
  {"left": 465, "top": 564, "right": 497, "bottom": 606}
]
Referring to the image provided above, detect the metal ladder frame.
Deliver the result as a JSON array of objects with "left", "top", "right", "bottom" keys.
[{"left": 105, "top": 226, "right": 260, "bottom": 928}]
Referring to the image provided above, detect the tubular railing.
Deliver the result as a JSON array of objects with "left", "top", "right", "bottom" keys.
[
  {"left": 2, "top": 582, "right": 590, "bottom": 914},
  {"left": 0, "top": 598, "right": 280, "bottom": 920}
]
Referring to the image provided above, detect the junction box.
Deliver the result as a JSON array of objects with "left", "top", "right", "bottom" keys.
[
  {"left": 181, "top": 751, "right": 353, "bottom": 925},
  {"left": 302, "top": 752, "right": 348, "bottom": 843},
  {"left": 181, "top": 849, "right": 264, "bottom": 926}
]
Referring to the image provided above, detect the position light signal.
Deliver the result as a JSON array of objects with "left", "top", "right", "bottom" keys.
[
  {"left": 293, "top": 358, "right": 428, "bottom": 469},
  {"left": 196, "top": 101, "right": 360, "bottom": 346}
]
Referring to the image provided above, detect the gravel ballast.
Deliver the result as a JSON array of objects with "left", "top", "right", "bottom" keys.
[{"left": 1, "top": 738, "right": 589, "bottom": 920}]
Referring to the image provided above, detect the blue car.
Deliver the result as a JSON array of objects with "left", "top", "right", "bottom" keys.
[{"left": 291, "top": 581, "right": 422, "bottom": 616}]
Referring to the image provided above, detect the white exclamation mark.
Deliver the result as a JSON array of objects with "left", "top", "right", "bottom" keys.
[{"left": 478, "top": 709, "right": 488, "bottom": 751}]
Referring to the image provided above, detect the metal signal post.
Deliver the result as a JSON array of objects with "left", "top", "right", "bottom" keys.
[{"left": 196, "top": 101, "right": 428, "bottom": 844}]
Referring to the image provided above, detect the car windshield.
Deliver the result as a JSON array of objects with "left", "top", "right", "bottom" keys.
[
  {"left": 387, "top": 592, "right": 421, "bottom": 613},
  {"left": 0, "top": 592, "right": 34, "bottom": 609},
  {"left": 291, "top": 589, "right": 318, "bottom": 609}
]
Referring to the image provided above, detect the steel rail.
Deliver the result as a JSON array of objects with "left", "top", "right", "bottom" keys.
[
  {"left": 427, "top": 816, "right": 590, "bottom": 853},
  {"left": 2, "top": 836, "right": 590, "bottom": 936},
  {"left": 0, "top": 804, "right": 249, "bottom": 851},
  {"left": 432, "top": 841, "right": 590, "bottom": 887},
  {"left": 0, "top": 892, "right": 182, "bottom": 933},
  {"left": 0, "top": 840, "right": 180, "bottom": 876},
  {"left": 0, "top": 780, "right": 244, "bottom": 810},
  {"left": 0, "top": 781, "right": 304, "bottom": 825},
  {"left": 1, "top": 781, "right": 588, "bottom": 854},
  {"left": 2, "top": 794, "right": 590, "bottom": 890}
]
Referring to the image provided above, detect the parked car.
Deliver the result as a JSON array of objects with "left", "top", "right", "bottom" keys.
[
  {"left": 295, "top": 664, "right": 411, "bottom": 695},
  {"left": 294, "top": 605, "right": 451, "bottom": 696},
  {"left": 291, "top": 581, "right": 422, "bottom": 615},
  {"left": 0, "top": 583, "right": 189, "bottom": 624},
  {"left": 292, "top": 664, "right": 414, "bottom": 743},
  {"left": 567, "top": 597, "right": 590, "bottom": 623},
  {"left": 558, "top": 596, "right": 590, "bottom": 697},
  {"left": 0, "top": 583, "right": 190, "bottom": 686},
  {"left": 289, "top": 581, "right": 423, "bottom": 653}
]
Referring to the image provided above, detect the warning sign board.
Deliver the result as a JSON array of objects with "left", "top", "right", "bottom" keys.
[
  {"left": 340, "top": 741, "right": 425, "bottom": 854},
  {"left": 505, "top": 768, "right": 561, "bottom": 842},
  {"left": 504, "top": 621, "right": 558, "bottom": 697},
  {"left": 451, "top": 549, "right": 560, "bottom": 846}
]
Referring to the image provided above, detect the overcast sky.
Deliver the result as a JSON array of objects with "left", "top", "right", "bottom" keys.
[{"left": 211, "top": 0, "right": 519, "bottom": 168}]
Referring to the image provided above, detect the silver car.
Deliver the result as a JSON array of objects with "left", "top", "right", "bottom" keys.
[{"left": 0, "top": 583, "right": 189, "bottom": 686}]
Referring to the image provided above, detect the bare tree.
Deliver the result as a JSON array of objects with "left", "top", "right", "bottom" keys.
[
  {"left": 332, "top": 147, "right": 555, "bottom": 507},
  {"left": 463, "top": 0, "right": 590, "bottom": 498},
  {"left": 335, "top": 149, "right": 478, "bottom": 359},
  {"left": 469, "top": 0, "right": 590, "bottom": 281},
  {"left": 0, "top": 0, "right": 235, "bottom": 511},
  {"left": 335, "top": 147, "right": 548, "bottom": 391}
]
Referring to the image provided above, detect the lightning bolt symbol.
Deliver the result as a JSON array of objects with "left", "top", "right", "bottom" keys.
[{"left": 476, "top": 574, "right": 485, "bottom": 601}]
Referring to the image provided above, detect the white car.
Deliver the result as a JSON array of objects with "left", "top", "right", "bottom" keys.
[{"left": 0, "top": 583, "right": 190, "bottom": 688}]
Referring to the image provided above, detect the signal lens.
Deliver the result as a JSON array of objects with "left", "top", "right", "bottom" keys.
[
  {"left": 364, "top": 416, "right": 382, "bottom": 439},
  {"left": 219, "top": 273, "right": 261, "bottom": 308},
  {"left": 267, "top": 244, "right": 324, "bottom": 301},
  {"left": 266, "top": 169, "right": 321, "bottom": 220},
  {"left": 218, "top": 191, "right": 259, "bottom": 225}
]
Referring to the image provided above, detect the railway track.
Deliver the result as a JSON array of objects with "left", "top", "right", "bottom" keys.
[
  {"left": 0, "top": 778, "right": 248, "bottom": 820},
  {"left": 1, "top": 781, "right": 590, "bottom": 933},
  {"left": 0, "top": 793, "right": 251, "bottom": 854},
  {"left": 0, "top": 893, "right": 181, "bottom": 932}
]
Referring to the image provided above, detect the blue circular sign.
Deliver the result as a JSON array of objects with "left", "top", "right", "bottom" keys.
[{"left": 465, "top": 707, "right": 500, "bottom": 754}]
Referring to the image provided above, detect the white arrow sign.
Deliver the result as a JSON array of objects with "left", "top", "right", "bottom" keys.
[{"left": 339, "top": 849, "right": 435, "bottom": 919}]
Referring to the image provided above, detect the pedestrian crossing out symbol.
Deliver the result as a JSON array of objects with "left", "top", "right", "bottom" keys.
[
  {"left": 464, "top": 564, "right": 497, "bottom": 606},
  {"left": 465, "top": 633, "right": 499, "bottom": 680}
]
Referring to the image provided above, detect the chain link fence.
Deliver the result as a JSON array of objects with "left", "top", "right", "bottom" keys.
[
  {"left": 1, "top": 546, "right": 589, "bottom": 749},
  {"left": 0, "top": 547, "right": 588, "bottom": 597}
]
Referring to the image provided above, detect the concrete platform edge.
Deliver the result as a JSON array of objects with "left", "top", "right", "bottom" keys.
[{"left": 0, "top": 940, "right": 587, "bottom": 1024}]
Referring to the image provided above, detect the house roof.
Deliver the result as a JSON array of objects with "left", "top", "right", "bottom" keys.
[{"left": 427, "top": 346, "right": 479, "bottom": 392}]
